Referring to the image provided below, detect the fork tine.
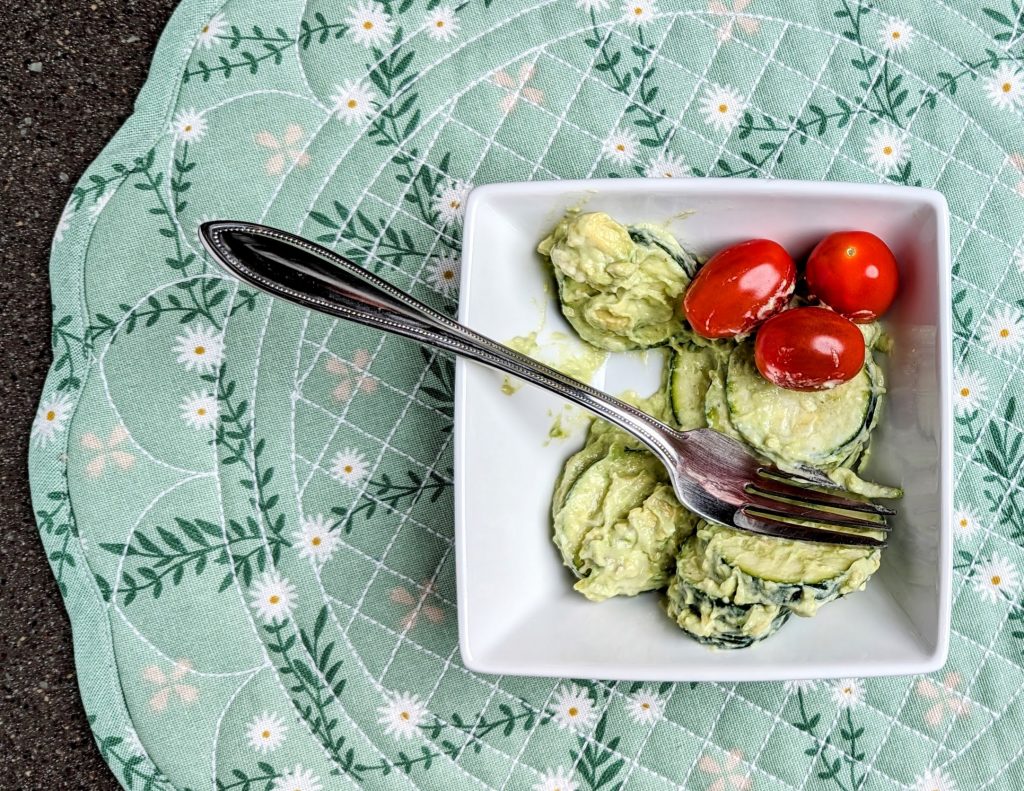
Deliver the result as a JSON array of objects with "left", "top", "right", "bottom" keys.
[
  {"left": 755, "top": 471, "right": 898, "bottom": 516},
  {"left": 764, "top": 465, "right": 843, "bottom": 489},
  {"left": 735, "top": 508, "right": 887, "bottom": 547},
  {"left": 743, "top": 493, "right": 890, "bottom": 530},
  {"left": 742, "top": 495, "right": 891, "bottom": 531}
]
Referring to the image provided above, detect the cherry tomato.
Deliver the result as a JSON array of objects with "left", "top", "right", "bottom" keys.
[
  {"left": 754, "top": 307, "right": 865, "bottom": 391},
  {"left": 683, "top": 239, "right": 796, "bottom": 339},
  {"left": 805, "top": 231, "right": 899, "bottom": 322}
]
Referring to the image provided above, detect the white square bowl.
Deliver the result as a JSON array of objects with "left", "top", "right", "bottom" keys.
[{"left": 455, "top": 178, "right": 952, "bottom": 682}]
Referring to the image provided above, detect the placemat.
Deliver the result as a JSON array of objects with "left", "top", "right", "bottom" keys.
[{"left": 29, "top": 1, "right": 1024, "bottom": 789}]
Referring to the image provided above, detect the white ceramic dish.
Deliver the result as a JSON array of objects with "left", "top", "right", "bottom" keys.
[{"left": 455, "top": 178, "right": 951, "bottom": 681}]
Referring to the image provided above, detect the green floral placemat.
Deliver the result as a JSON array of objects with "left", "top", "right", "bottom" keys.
[{"left": 29, "top": 0, "right": 1024, "bottom": 789}]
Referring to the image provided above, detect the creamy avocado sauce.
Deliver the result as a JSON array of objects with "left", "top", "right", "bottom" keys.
[
  {"left": 505, "top": 329, "right": 608, "bottom": 384},
  {"left": 537, "top": 212, "right": 692, "bottom": 351}
]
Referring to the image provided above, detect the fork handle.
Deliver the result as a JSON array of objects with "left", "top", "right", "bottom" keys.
[{"left": 199, "top": 221, "right": 682, "bottom": 466}]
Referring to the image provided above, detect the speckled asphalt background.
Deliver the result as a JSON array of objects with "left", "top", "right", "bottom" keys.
[{"left": 1, "top": 2, "right": 176, "bottom": 787}]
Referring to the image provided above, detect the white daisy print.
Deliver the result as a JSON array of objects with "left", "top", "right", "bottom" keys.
[
  {"left": 602, "top": 128, "right": 639, "bottom": 166},
  {"left": 953, "top": 367, "right": 988, "bottom": 415},
  {"left": 88, "top": 190, "right": 113, "bottom": 220},
  {"left": 197, "top": 12, "right": 228, "bottom": 48},
  {"left": 425, "top": 6, "right": 459, "bottom": 41},
  {"left": 330, "top": 447, "right": 369, "bottom": 487},
  {"left": 431, "top": 179, "right": 472, "bottom": 226},
  {"left": 32, "top": 393, "right": 74, "bottom": 446},
  {"left": 953, "top": 507, "right": 983, "bottom": 540},
  {"left": 346, "top": 1, "right": 393, "bottom": 48},
  {"left": 912, "top": 767, "right": 956, "bottom": 791},
  {"left": 172, "top": 109, "right": 208, "bottom": 143},
  {"left": 699, "top": 84, "right": 747, "bottom": 133},
  {"left": 623, "top": 0, "right": 657, "bottom": 25},
  {"left": 425, "top": 256, "right": 460, "bottom": 295},
  {"left": 293, "top": 514, "right": 340, "bottom": 566},
  {"left": 179, "top": 391, "right": 218, "bottom": 430},
  {"left": 550, "top": 683, "right": 598, "bottom": 731},
  {"left": 973, "top": 553, "right": 1020, "bottom": 603},
  {"left": 330, "top": 79, "right": 377, "bottom": 126},
  {"left": 985, "top": 64, "right": 1024, "bottom": 111},
  {"left": 982, "top": 304, "right": 1024, "bottom": 354},
  {"left": 249, "top": 571, "right": 297, "bottom": 623},
  {"left": 830, "top": 678, "right": 864, "bottom": 709},
  {"left": 377, "top": 692, "right": 427, "bottom": 739},
  {"left": 54, "top": 202, "right": 73, "bottom": 243},
  {"left": 784, "top": 679, "right": 818, "bottom": 693},
  {"left": 173, "top": 324, "right": 224, "bottom": 374},
  {"left": 879, "top": 17, "right": 913, "bottom": 52},
  {"left": 644, "top": 151, "right": 690, "bottom": 178},
  {"left": 533, "top": 767, "right": 579, "bottom": 791},
  {"left": 864, "top": 125, "right": 909, "bottom": 175},
  {"left": 272, "top": 765, "right": 322, "bottom": 791},
  {"left": 624, "top": 688, "right": 665, "bottom": 725},
  {"left": 246, "top": 711, "right": 288, "bottom": 753},
  {"left": 577, "top": 0, "right": 610, "bottom": 10},
  {"left": 1015, "top": 245, "right": 1024, "bottom": 275}
]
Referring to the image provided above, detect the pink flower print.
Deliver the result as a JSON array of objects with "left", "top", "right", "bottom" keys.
[
  {"left": 326, "top": 349, "right": 378, "bottom": 402},
  {"left": 143, "top": 659, "right": 199, "bottom": 712},
  {"left": 254, "top": 124, "right": 311, "bottom": 176},
  {"left": 708, "top": 0, "right": 760, "bottom": 43},
  {"left": 1008, "top": 153, "right": 1024, "bottom": 196},
  {"left": 698, "top": 748, "right": 753, "bottom": 791},
  {"left": 389, "top": 580, "right": 445, "bottom": 630},
  {"left": 82, "top": 425, "right": 135, "bottom": 478},
  {"left": 916, "top": 672, "right": 970, "bottom": 727},
  {"left": 492, "top": 63, "right": 545, "bottom": 113}
]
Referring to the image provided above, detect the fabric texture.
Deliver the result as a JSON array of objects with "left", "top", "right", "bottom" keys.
[{"left": 28, "top": 0, "right": 1024, "bottom": 789}]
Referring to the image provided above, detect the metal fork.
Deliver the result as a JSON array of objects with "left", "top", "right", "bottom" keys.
[{"left": 199, "top": 221, "right": 894, "bottom": 548}]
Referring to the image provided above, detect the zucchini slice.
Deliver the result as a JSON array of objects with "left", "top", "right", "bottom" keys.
[
  {"left": 627, "top": 224, "right": 700, "bottom": 279},
  {"left": 724, "top": 343, "right": 882, "bottom": 470},
  {"left": 691, "top": 521, "right": 881, "bottom": 617},
  {"left": 665, "top": 537, "right": 790, "bottom": 648},
  {"left": 550, "top": 430, "right": 615, "bottom": 518},
  {"left": 668, "top": 343, "right": 714, "bottom": 430}
]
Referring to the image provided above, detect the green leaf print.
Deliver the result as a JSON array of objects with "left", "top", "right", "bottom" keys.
[
  {"left": 215, "top": 763, "right": 282, "bottom": 791},
  {"left": 422, "top": 700, "right": 539, "bottom": 753},
  {"left": 417, "top": 345, "right": 454, "bottom": 417},
  {"left": 263, "top": 613, "right": 369, "bottom": 780},
  {"left": 214, "top": 368, "right": 291, "bottom": 559},
  {"left": 792, "top": 689, "right": 868, "bottom": 791},
  {"left": 983, "top": 2, "right": 1024, "bottom": 43},
  {"left": 570, "top": 711, "right": 626, "bottom": 791},
  {"left": 977, "top": 398, "right": 1024, "bottom": 542},
  {"left": 184, "top": 18, "right": 350, "bottom": 83},
  {"left": 37, "top": 489, "right": 78, "bottom": 598},
  {"left": 70, "top": 157, "right": 148, "bottom": 211},
  {"left": 51, "top": 313, "right": 85, "bottom": 392},
  {"left": 309, "top": 200, "right": 428, "bottom": 272},
  {"left": 87, "top": 278, "right": 229, "bottom": 350},
  {"left": 90, "top": 716, "right": 175, "bottom": 791},
  {"left": 329, "top": 466, "right": 452, "bottom": 533},
  {"left": 97, "top": 515, "right": 288, "bottom": 603}
]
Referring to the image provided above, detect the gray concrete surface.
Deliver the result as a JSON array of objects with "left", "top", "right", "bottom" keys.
[{"left": 1, "top": 2, "right": 177, "bottom": 787}]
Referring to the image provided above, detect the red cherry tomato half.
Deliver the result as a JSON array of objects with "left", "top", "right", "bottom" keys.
[
  {"left": 754, "top": 307, "right": 866, "bottom": 392},
  {"left": 683, "top": 239, "right": 796, "bottom": 339},
  {"left": 805, "top": 231, "right": 899, "bottom": 323}
]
